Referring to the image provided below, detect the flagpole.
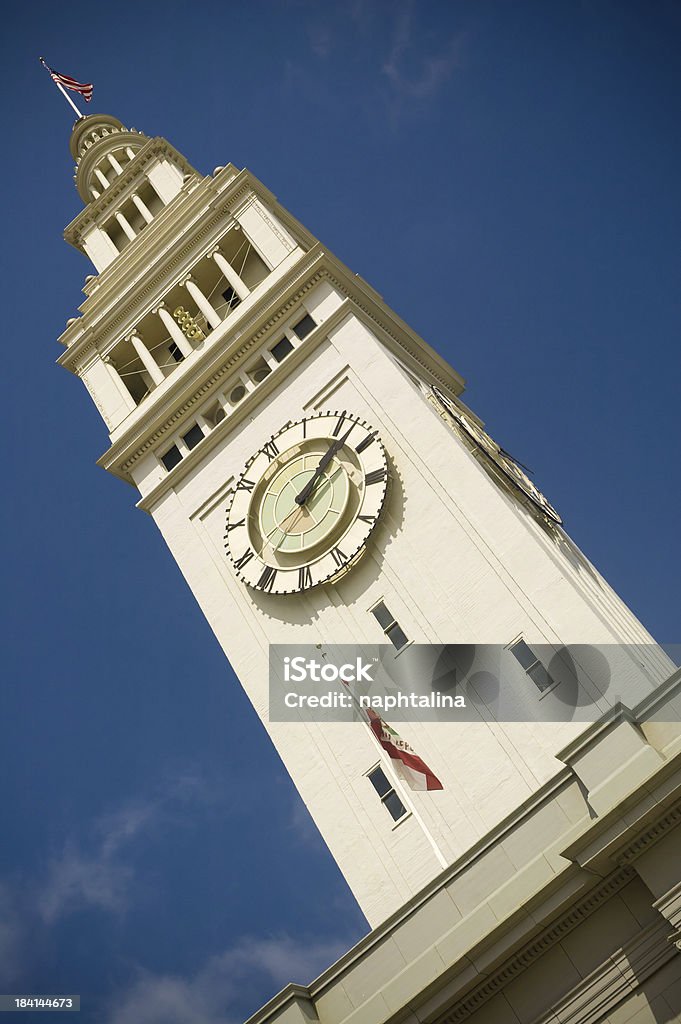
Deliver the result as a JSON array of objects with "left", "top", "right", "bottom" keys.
[
  {"left": 53, "top": 79, "right": 84, "bottom": 118},
  {"left": 372, "top": 738, "right": 449, "bottom": 869},
  {"left": 335, "top": 666, "right": 449, "bottom": 869},
  {"left": 39, "top": 57, "right": 84, "bottom": 119}
]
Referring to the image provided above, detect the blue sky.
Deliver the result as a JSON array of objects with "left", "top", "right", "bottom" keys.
[{"left": 1, "top": 1, "right": 680, "bottom": 1021}]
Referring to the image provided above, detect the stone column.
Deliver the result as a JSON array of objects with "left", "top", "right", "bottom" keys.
[
  {"left": 153, "top": 303, "right": 193, "bottom": 358},
  {"left": 183, "top": 276, "right": 221, "bottom": 329},
  {"left": 125, "top": 146, "right": 136, "bottom": 161},
  {"left": 115, "top": 210, "right": 136, "bottom": 242},
  {"left": 108, "top": 153, "right": 124, "bottom": 175},
  {"left": 102, "top": 356, "right": 137, "bottom": 412},
  {"left": 131, "top": 193, "right": 154, "bottom": 224},
  {"left": 129, "top": 332, "right": 164, "bottom": 387},
  {"left": 90, "top": 187, "right": 101, "bottom": 201},
  {"left": 94, "top": 167, "right": 110, "bottom": 190},
  {"left": 210, "top": 248, "right": 250, "bottom": 302}
]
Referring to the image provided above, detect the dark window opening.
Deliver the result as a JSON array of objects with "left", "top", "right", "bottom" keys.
[
  {"left": 168, "top": 342, "right": 184, "bottom": 363},
  {"left": 368, "top": 766, "right": 407, "bottom": 822},
  {"left": 371, "top": 602, "right": 408, "bottom": 650},
  {"left": 161, "top": 445, "right": 182, "bottom": 472},
  {"left": 182, "top": 424, "right": 204, "bottom": 451},
  {"left": 385, "top": 623, "right": 409, "bottom": 650},
  {"left": 510, "top": 639, "right": 555, "bottom": 693},
  {"left": 271, "top": 337, "right": 294, "bottom": 363},
  {"left": 292, "top": 313, "right": 316, "bottom": 340}
]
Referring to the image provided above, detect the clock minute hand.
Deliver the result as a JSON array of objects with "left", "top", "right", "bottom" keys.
[{"left": 295, "top": 426, "right": 354, "bottom": 506}]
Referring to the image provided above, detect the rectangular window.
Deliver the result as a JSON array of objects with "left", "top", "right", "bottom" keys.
[
  {"left": 270, "top": 337, "right": 294, "bottom": 363},
  {"left": 368, "top": 766, "right": 407, "bottom": 822},
  {"left": 371, "top": 601, "right": 409, "bottom": 651},
  {"left": 182, "top": 424, "right": 204, "bottom": 451},
  {"left": 168, "top": 342, "right": 184, "bottom": 363},
  {"left": 292, "top": 313, "right": 316, "bottom": 339},
  {"left": 509, "top": 639, "right": 555, "bottom": 693},
  {"left": 161, "top": 444, "right": 182, "bottom": 472}
]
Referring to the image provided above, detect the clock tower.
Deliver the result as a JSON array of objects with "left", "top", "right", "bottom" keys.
[{"left": 57, "top": 114, "right": 673, "bottom": 928}]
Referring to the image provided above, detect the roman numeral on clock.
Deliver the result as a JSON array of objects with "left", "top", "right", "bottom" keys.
[
  {"left": 298, "top": 565, "right": 312, "bottom": 590},
  {"left": 331, "top": 547, "right": 347, "bottom": 568},
  {"left": 225, "top": 518, "right": 245, "bottom": 535},
  {"left": 365, "top": 468, "right": 387, "bottom": 486},
  {"left": 355, "top": 431, "right": 377, "bottom": 454},
  {"left": 257, "top": 565, "right": 277, "bottom": 592},
  {"left": 358, "top": 514, "right": 377, "bottom": 525},
  {"left": 234, "top": 549, "right": 255, "bottom": 571},
  {"left": 262, "top": 439, "right": 280, "bottom": 462},
  {"left": 237, "top": 477, "right": 256, "bottom": 492},
  {"left": 332, "top": 412, "right": 349, "bottom": 436}
]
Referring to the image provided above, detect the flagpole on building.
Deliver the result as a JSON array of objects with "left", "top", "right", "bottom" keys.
[
  {"left": 334, "top": 664, "right": 449, "bottom": 869},
  {"left": 375, "top": 744, "right": 449, "bottom": 870},
  {"left": 39, "top": 57, "right": 85, "bottom": 119}
]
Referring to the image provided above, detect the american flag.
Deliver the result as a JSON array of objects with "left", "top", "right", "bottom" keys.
[{"left": 39, "top": 57, "right": 93, "bottom": 102}]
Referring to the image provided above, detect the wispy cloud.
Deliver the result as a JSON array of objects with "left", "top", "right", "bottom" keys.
[
  {"left": 39, "top": 772, "right": 211, "bottom": 924},
  {"left": 382, "top": 1, "right": 463, "bottom": 102},
  {"left": 104, "top": 934, "right": 352, "bottom": 1024}
]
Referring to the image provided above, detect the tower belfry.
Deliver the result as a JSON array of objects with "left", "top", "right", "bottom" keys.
[{"left": 57, "top": 114, "right": 677, "bottom": 933}]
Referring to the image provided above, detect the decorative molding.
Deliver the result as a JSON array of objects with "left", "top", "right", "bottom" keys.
[
  {"left": 529, "top": 919, "right": 678, "bottom": 1024},
  {"left": 96, "top": 251, "right": 481, "bottom": 485},
  {"left": 617, "top": 802, "right": 681, "bottom": 866},
  {"left": 118, "top": 268, "right": 330, "bottom": 474},
  {"left": 435, "top": 868, "right": 635, "bottom": 1024},
  {"left": 252, "top": 201, "right": 295, "bottom": 252}
]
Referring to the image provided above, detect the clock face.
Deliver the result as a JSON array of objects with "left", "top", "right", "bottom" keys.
[
  {"left": 428, "top": 385, "right": 562, "bottom": 525},
  {"left": 225, "top": 412, "right": 388, "bottom": 593}
]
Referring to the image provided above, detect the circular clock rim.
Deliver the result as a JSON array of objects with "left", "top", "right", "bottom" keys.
[{"left": 225, "top": 412, "right": 389, "bottom": 594}]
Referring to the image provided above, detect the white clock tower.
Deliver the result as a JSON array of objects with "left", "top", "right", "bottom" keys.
[{"left": 57, "top": 114, "right": 673, "bottom": 928}]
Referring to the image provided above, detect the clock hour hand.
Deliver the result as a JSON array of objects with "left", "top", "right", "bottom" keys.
[{"left": 295, "top": 426, "right": 353, "bottom": 506}]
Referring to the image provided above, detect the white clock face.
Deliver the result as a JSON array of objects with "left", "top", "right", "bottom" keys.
[
  {"left": 225, "top": 412, "right": 388, "bottom": 593},
  {"left": 428, "top": 385, "right": 562, "bottom": 525}
]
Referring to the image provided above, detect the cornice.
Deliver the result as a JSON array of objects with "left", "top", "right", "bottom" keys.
[
  {"left": 57, "top": 170, "right": 276, "bottom": 365},
  {"left": 64, "top": 137, "right": 197, "bottom": 243},
  {"left": 132, "top": 295, "right": 353, "bottom": 506},
  {"left": 555, "top": 702, "right": 638, "bottom": 765},
  {"left": 434, "top": 866, "right": 635, "bottom": 1024},
  {"left": 95, "top": 249, "right": 469, "bottom": 484},
  {"left": 98, "top": 251, "right": 329, "bottom": 481},
  {"left": 617, "top": 801, "right": 681, "bottom": 865}
]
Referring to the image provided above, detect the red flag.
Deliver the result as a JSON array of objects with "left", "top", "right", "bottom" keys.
[{"left": 366, "top": 709, "right": 443, "bottom": 791}]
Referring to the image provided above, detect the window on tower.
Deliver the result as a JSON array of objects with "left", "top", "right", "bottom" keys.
[
  {"left": 160, "top": 444, "right": 182, "bottom": 473},
  {"left": 509, "top": 639, "right": 556, "bottom": 693},
  {"left": 181, "top": 423, "right": 204, "bottom": 451},
  {"left": 367, "top": 766, "right": 407, "bottom": 822},
  {"left": 270, "top": 336, "right": 294, "bottom": 363},
  {"left": 292, "top": 313, "right": 316, "bottom": 340},
  {"left": 371, "top": 602, "right": 409, "bottom": 651}
]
